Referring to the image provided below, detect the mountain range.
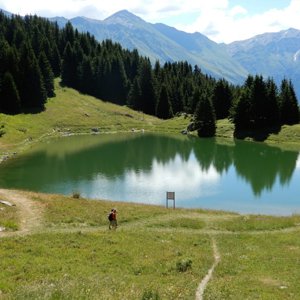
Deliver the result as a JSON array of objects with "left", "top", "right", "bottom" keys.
[
  {"left": 49, "top": 10, "right": 300, "bottom": 99},
  {"left": 50, "top": 10, "right": 248, "bottom": 84},
  {"left": 3, "top": 8, "right": 300, "bottom": 99}
]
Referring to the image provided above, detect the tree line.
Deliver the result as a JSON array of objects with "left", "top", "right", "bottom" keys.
[{"left": 0, "top": 12, "right": 299, "bottom": 137}]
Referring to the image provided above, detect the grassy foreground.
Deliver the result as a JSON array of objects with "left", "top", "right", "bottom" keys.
[{"left": 0, "top": 190, "right": 300, "bottom": 299}]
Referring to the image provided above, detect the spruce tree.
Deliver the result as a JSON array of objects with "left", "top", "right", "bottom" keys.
[
  {"left": 212, "top": 79, "right": 232, "bottom": 119},
  {"left": 19, "top": 42, "right": 46, "bottom": 110},
  {"left": 138, "top": 59, "right": 157, "bottom": 115},
  {"left": 127, "top": 77, "right": 141, "bottom": 110},
  {"left": 38, "top": 51, "right": 55, "bottom": 97},
  {"left": 78, "top": 55, "right": 94, "bottom": 95},
  {"left": 0, "top": 72, "right": 21, "bottom": 114},
  {"left": 231, "top": 88, "right": 252, "bottom": 132},
  {"left": 265, "top": 78, "right": 280, "bottom": 127},
  {"left": 61, "top": 42, "right": 76, "bottom": 87},
  {"left": 194, "top": 89, "right": 216, "bottom": 137},
  {"left": 156, "top": 84, "right": 173, "bottom": 119},
  {"left": 248, "top": 75, "right": 267, "bottom": 129},
  {"left": 279, "top": 79, "right": 299, "bottom": 125}
]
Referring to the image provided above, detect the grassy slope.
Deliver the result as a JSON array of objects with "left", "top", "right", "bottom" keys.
[
  {"left": 0, "top": 79, "right": 188, "bottom": 157},
  {"left": 0, "top": 191, "right": 300, "bottom": 299}
]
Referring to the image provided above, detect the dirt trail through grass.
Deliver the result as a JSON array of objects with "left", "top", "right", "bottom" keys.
[
  {"left": 195, "top": 237, "right": 220, "bottom": 300},
  {"left": 0, "top": 189, "right": 44, "bottom": 237}
]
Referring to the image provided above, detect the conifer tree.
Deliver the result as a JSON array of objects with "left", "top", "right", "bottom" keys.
[
  {"left": 19, "top": 42, "right": 46, "bottom": 109},
  {"left": 212, "top": 79, "right": 232, "bottom": 119},
  {"left": 61, "top": 42, "right": 76, "bottom": 87},
  {"left": 49, "top": 43, "right": 61, "bottom": 77},
  {"left": 127, "top": 77, "right": 141, "bottom": 110},
  {"left": 38, "top": 51, "right": 54, "bottom": 97},
  {"left": 78, "top": 55, "right": 94, "bottom": 95},
  {"left": 0, "top": 72, "right": 21, "bottom": 114},
  {"left": 265, "top": 78, "right": 280, "bottom": 127},
  {"left": 279, "top": 79, "right": 299, "bottom": 125},
  {"left": 156, "top": 84, "right": 173, "bottom": 119},
  {"left": 231, "top": 88, "right": 252, "bottom": 132},
  {"left": 194, "top": 89, "right": 216, "bottom": 137},
  {"left": 137, "top": 59, "right": 157, "bottom": 115}
]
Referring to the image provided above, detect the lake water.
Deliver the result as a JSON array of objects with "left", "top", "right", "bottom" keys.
[{"left": 0, "top": 133, "right": 299, "bottom": 215}]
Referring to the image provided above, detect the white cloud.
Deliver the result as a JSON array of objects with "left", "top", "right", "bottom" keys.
[
  {"left": 177, "top": 0, "right": 300, "bottom": 43},
  {"left": 1, "top": 0, "right": 300, "bottom": 42}
]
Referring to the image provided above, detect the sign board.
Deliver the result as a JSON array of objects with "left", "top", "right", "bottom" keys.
[{"left": 166, "top": 192, "right": 175, "bottom": 209}]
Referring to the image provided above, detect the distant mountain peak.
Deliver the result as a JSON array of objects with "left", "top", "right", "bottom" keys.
[
  {"left": 103, "top": 10, "right": 145, "bottom": 26},
  {"left": 0, "top": 8, "right": 12, "bottom": 17}
]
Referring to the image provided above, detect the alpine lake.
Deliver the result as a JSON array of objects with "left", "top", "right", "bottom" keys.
[{"left": 0, "top": 132, "right": 299, "bottom": 216}]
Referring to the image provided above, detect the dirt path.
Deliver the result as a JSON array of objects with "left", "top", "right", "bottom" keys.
[
  {"left": 195, "top": 237, "right": 221, "bottom": 300},
  {"left": 0, "top": 189, "right": 44, "bottom": 237}
]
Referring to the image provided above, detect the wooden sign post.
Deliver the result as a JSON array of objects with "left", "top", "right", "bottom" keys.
[{"left": 166, "top": 192, "right": 175, "bottom": 209}]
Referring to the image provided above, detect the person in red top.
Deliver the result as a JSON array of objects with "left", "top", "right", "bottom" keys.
[{"left": 109, "top": 209, "right": 117, "bottom": 230}]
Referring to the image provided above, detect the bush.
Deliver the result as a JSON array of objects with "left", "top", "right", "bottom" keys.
[
  {"left": 0, "top": 124, "right": 5, "bottom": 137},
  {"left": 141, "top": 290, "right": 160, "bottom": 300},
  {"left": 176, "top": 259, "right": 192, "bottom": 272},
  {"left": 72, "top": 191, "right": 81, "bottom": 199}
]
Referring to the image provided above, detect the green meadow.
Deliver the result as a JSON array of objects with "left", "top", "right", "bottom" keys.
[{"left": 0, "top": 191, "right": 299, "bottom": 299}]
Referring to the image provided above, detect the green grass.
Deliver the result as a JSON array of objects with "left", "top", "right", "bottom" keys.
[
  {"left": 205, "top": 233, "right": 300, "bottom": 299},
  {"left": 148, "top": 217, "right": 206, "bottom": 230},
  {"left": 1, "top": 191, "right": 300, "bottom": 299},
  {"left": 0, "top": 204, "right": 19, "bottom": 231},
  {"left": 208, "top": 214, "right": 300, "bottom": 232},
  {"left": 34, "top": 193, "right": 168, "bottom": 228},
  {"left": 0, "top": 231, "right": 213, "bottom": 299}
]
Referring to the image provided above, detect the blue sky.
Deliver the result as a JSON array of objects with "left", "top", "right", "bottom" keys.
[
  {"left": 0, "top": 0, "right": 299, "bottom": 43},
  {"left": 228, "top": 0, "right": 290, "bottom": 15}
]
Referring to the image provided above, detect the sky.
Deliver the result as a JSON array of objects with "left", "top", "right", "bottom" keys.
[{"left": 0, "top": 0, "right": 300, "bottom": 43}]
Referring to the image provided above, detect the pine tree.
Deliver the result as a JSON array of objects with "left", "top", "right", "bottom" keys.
[
  {"left": 0, "top": 72, "right": 21, "bottom": 114},
  {"left": 109, "top": 55, "right": 128, "bottom": 104},
  {"left": 250, "top": 75, "right": 268, "bottom": 129},
  {"left": 38, "top": 51, "right": 55, "bottom": 97},
  {"left": 212, "top": 79, "right": 232, "bottom": 119},
  {"left": 265, "top": 78, "right": 280, "bottom": 127},
  {"left": 138, "top": 59, "right": 157, "bottom": 115},
  {"left": 49, "top": 43, "right": 61, "bottom": 77},
  {"left": 156, "top": 84, "right": 173, "bottom": 119},
  {"left": 127, "top": 77, "right": 141, "bottom": 110},
  {"left": 231, "top": 88, "right": 252, "bottom": 132},
  {"left": 19, "top": 42, "right": 46, "bottom": 110},
  {"left": 194, "top": 89, "right": 216, "bottom": 137},
  {"left": 279, "top": 79, "right": 299, "bottom": 125},
  {"left": 61, "top": 42, "right": 76, "bottom": 87},
  {"left": 78, "top": 55, "right": 94, "bottom": 95}
]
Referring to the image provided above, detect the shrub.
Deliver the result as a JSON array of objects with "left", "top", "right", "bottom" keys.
[
  {"left": 0, "top": 125, "right": 5, "bottom": 137},
  {"left": 72, "top": 191, "right": 81, "bottom": 199},
  {"left": 141, "top": 290, "right": 160, "bottom": 300},
  {"left": 176, "top": 259, "right": 192, "bottom": 272}
]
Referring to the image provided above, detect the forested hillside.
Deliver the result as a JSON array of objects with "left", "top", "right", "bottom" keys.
[{"left": 0, "top": 12, "right": 299, "bottom": 138}]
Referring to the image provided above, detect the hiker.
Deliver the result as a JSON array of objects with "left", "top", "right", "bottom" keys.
[{"left": 108, "top": 208, "right": 117, "bottom": 230}]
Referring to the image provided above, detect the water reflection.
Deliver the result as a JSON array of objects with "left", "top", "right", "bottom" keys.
[{"left": 0, "top": 133, "right": 299, "bottom": 214}]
